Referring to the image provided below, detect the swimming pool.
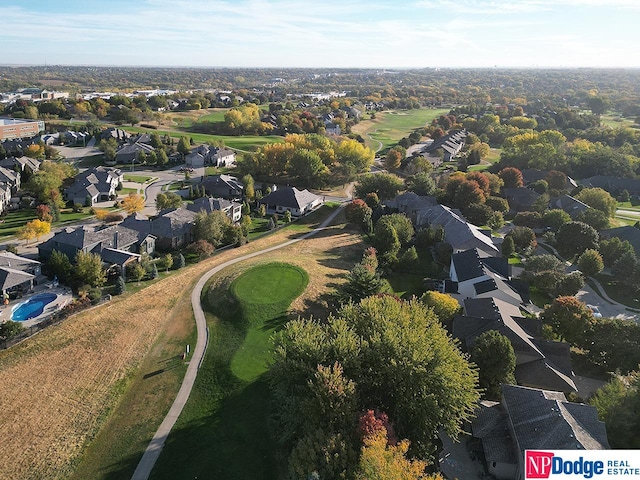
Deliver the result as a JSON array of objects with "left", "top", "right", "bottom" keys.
[{"left": 11, "top": 293, "right": 58, "bottom": 322}]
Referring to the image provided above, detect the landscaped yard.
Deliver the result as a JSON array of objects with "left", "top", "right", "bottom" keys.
[
  {"left": 351, "top": 108, "right": 450, "bottom": 152},
  {"left": 123, "top": 174, "right": 154, "bottom": 183}
]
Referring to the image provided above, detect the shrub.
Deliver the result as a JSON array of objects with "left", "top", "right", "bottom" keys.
[
  {"left": 88, "top": 287, "right": 102, "bottom": 305},
  {"left": 114, "top": 276, "right": 126, "bottom": 295}
]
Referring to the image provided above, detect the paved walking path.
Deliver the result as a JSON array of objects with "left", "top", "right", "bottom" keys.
[{"left": 131, "top": 204, "right": 346, "bottom": 480}]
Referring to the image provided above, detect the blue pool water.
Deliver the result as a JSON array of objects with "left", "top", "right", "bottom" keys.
[{"left": 11, "top": 293, "right": 58, "bottom": 321}]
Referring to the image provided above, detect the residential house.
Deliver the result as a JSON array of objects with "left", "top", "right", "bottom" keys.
[
  {"left": 581, "top": 175, "right": 640, "bottom": 196},
  {"left": 121, "top": 207, "right": 197, "bottom": 250},
  {"left": 449, "top": 248, "right": 521, "bottom": 306},
  {"left": 0, "top": 267, "right": 36, "bottom": 297},
  {"left": 415, "top": 204, "right": 499, "bottom": 256},
  {"left": 38, "top": 224, "right": 156, "bottom": 278},
  {"left": 521, "top": 169, "right": 578, "bottom": 189},
  {"left": 115, "top": 141, "right": 156, "bottom": 164},
  {"left": 421, "top": 129, "right": 467, "bottom": 162},
  {"left": 0, "top": 156, "right": 40, "bottom": 176},
  {"left": 502, "top": 187, "right": 541, "bottom": 213},
  {"left": 211, "top": 147, "right": 236, "bottom": 168},
  {"left": 101, "top": 127, "right": 130, "bottom": 142},
  {"left": 64, "top": 166, "right": 123, "bottom": 206},
  {"left": 0, "top": 251, "right": 41, "bottom": 297},
  {"left": 383, "top": 192, "right": 437, "bottom": 224},
  {"left": 453, "top": 297, "right": 577, "bottom": 393},
  {"left": 0, "top": 251, "right": 42, "bottom": 276},
  {"left": 0, "top": 165, "right": 20, "bottom": 193},
  {"left": 258, "top": 187, "right": 324, "bottom": 217},
  {"left": 63, "top": 131, "right": 89, "bottom": 146},
  {"left": 187, "top": 197, "right": 242, "bottom": 223},
  {"left": 552, "top": 194, "right": 590, "bottom": 219},
  {"left": 198, "top": 174, "right": 243, "bottom": 199},
  {"left": 600, "top": 225, "right": 640, "bottom": 257},
  {"left": 472, "top": 384, "right": 609, "bottom": 480},
  {"left": 0, "top": 183, "right": 11, "bottom": 214}
]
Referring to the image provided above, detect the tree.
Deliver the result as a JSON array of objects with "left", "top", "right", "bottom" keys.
[
  {"left": 590, "top": 371, "right": 640, "bottom": 449},
  {"left": 47, "top": 249, "right": 73, "bottom": 283},
  {"left": 35, "top": 204, "right": 52, "bottom": 222},
  {"left": 173, "top": 252, "right": 185, "bottom": 269},
  {"left": 471, "top": 330, "right": 516, "bottom": 399},
  {"left": 289, "top": 148, "right": 328, "bottom": 185},
  {"left": 420, "top": 291, "right": 461, "bottom": 323},
  {"left": 74, "top": 251, "right": 106, "bottom": 288},
  {"left": 546, "top": 170, "right": 568, "bottom": 191},
  {"left": 506, "top": 226, "right": 537, "bottom": 253},
  {"left": 554, "top": 271, "right": 585, "bottom": 297},
  {"left": 498, "top": 167, "right": 523, "bottom": 188},
  {"left": 156, "top": 148, "right": 169, "bottom": 167},
  {"left": 187, "top": 239, "right": 214, "bottom": 259},
  {"left": 600, "top": 237, "right": 635, "bottom": 267},
  {"left": 0, "top": 320, "right": 24, "bottom": 341},
  {"left": 575, "top": 188, "right": 617, "bottom": 217},
  {"left": 283, "top": 210, "right": 292, "bottom": 223},
  {"left": 541, "top": 296, "right": 595, "bottom": 344},
  {"left": 128, "top": 262, "right": 146, "bottom": 284},
  {"left": 556, "top": 221, "right": 599, "bottom": 258},
  {"left": 463, "top": 203, "right": 493, "bottom": 226},
  {"left": 177, "top": 136, "right": 191, "bottom": 157},
  {"left": 355, "top": 173, "right": 404, "bottom": 201},
  {"left": 270, "top": 296, "right": 480, "bottom": 459},
  {"left": 501, "top": 236, "right": 515, "bottom": 257},
  {"left": 542, "top": 209, "right": 571, "bottom": 232},
  {"left": 384, "top": 148, "right": 403, "bottom": 171},
  {"left": 345, "top": 199, "right": 373, "bottom": 234},
  {"left": 485, "top": 196, "right": 509, "bottom": 213},
  {"left": 155, "top": 192, "right": 184, "bottom": 212},
  {"left": 376, "top": 214, "right": 414, "bottom": 246},
  {"left": 355, "top": 430, "right": 432, "bottom": 480},
  {"left": 162, "top": 253, "right": 174, "bottom": 272},
  {"left": 577, "top": 249, "right": 604, "bottom": 277},
  {"left": 406, "top": 172, "right": 436, "bottom": 196},
  {"left": 16, "top": 223, "right": 37, "bottom": 244},
  {"left": 575, "top": 208, "right": 610, "bottom": 231},
  {"left": 114, "top": 276, "right": 126, "bottom": 295},
  {"left": 242, "top": 174, "right": 255, "bottom": 201},
  {"left": 122, "top": 193, "right": 145, "bottom": 215},
  {"left": 192, "top": 210, "right": 230, "bottom": 247}
]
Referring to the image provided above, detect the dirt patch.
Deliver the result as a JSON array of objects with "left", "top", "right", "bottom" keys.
[{"left": 0, "top": 213, "right": 364, "bottom": 480}]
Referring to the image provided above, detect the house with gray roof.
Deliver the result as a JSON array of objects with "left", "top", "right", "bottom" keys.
[
  {"left": 552, "top": 194, "right": 590, "bottom": 219},
  {"left": 38, "top": 224, "right": 155, "bottom": 263},
  {"left": 600, "top": 225, "right": 640, "bottom": 257},
  {"left": 472, "top": 384, "right": 609, "bottom": 480},
  {"left": 0, "top": 266, "right": 35, "bottom": 297},
  {"left": 198, "top": 174, "right": 243, "bottom": 199},
  {"left": 383, "top": 192, "right": 437, "bottom": 224},
  {"left": 449, "top": 248, "right": 520, "bottom": 305},
  {"left": 453, "top": 297, "right": 577, "bottom": 394},
  {"left": 258, "top": 186, "right": 324, "bottom": 217},
  {"left": 0, "top": 165, "right": 20, "bottom": 193},
  {"left": 64, "top": 166, "right": 123, "bottom": 206},
  {"left": 580, "top": 175, "right": 640, "bottom": 196},
  {"left": 121, "top": 207, "right": 197, "bottom": 251},
  {"left": 0, "top": 155, "right": 40, "bottom": 175},
  {"left": 416, "top": 204, "right": 499, "bottom": 256},
  {"left": 115, "top": 141, "right": 155, "bottom": 164},
  {"left": 0, "top": 251, "right": 41, "bottom": 276},
  {"left": 187, "top": 197, "right": 241, "bottom": 223},
  {"left": 185, "top": 145, "right": 236, "bottom": 168},
  {"left": 502, "top": 187, "right": 541, "bottom": 213}
]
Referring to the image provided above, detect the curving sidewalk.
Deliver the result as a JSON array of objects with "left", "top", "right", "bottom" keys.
[{"left": 131, "top": 204, "right": 346, "bottom": 480}]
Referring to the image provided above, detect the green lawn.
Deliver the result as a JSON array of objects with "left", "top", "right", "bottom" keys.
[
  {"left": 600, "top": 114, "right": 638, "bottom": 129},
  {"left": 352, "top": 108, "right": 450, "bottom": 152},
  {"left": 123, "top": 174, "right": 154, "bottom": 183},
  {"left": 593, "top": 275, "right": 640, "bottom": 309},
  {"left": 386, "top": 249, "right": 446, "bottom": 298},
  {"left": 149, "top": 263, "right": 308, "bottom": 480},
  {"left": 121, "top": 126, "right": 283, "bottom": 152},
  {"left": 195, "top": 110, "right": 228, "bottom": 123},
  {"left": 0, "top": 208, "right": 38, "bottom": 238},
  {"left": 120, "top": 187, "right": 140, "bottom": 195}
]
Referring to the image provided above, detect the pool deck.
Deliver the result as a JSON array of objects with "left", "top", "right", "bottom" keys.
[{"left": 0, "top": 285, "right": 74, "bottom": 328}]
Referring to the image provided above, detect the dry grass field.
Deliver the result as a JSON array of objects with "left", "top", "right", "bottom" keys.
[{"left": 0, "top": 208, "right": 364, "bottom": 480}]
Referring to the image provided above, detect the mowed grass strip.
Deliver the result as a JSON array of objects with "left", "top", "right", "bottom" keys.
[
  {"left": 149, "top": 263, "right": 309, "bottom": 480},
  {"left": 351, "top": 108, "right": 450, "bottom": 151}
]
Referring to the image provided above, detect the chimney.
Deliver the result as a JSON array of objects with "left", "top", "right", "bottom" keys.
[{"left": 113, "top": 230, "right": 119, "bottom": 249}]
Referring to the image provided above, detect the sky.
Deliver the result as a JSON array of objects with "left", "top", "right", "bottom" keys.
[{"left": 1, "top": 0, "right": 639, "bottom": 68}]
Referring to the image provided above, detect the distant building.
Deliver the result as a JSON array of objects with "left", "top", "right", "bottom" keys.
[{"left": 0, "top": 117, "right": 45, "bottom": 141}]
